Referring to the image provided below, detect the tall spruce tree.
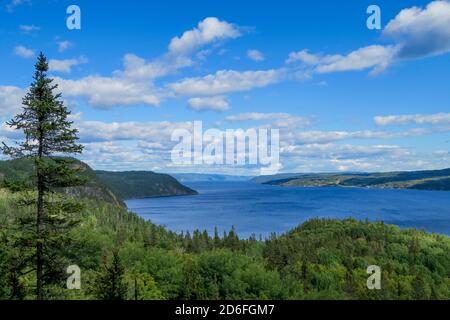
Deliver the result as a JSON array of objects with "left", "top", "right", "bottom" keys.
[
  {"left": 2, "top": 53, "right": 84, "bottom": 299},
  {"left": 95, "top": 251, "right": 127, "bottom": 300}
]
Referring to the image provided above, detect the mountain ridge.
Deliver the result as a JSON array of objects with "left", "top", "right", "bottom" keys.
[
  {"left": 253, "top": 167, "right": 450, "bottom": 191},
  {"left": 0, "top": 158, "right": 198, "bottom": 205}
]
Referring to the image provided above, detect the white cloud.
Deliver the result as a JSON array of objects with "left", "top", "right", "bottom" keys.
[
  {"left": 119, "top": 53, "right": 192, "bottom": 80},
  {"left": 225, "top": 112, "right": 311, "bottom": 129},
  {"left": 53, "top": 76, "right": 161, "bottom": 107},
  {"left": 14, "top": 45, "right": 34, "bottom": 58},
  {"left": 0, "top": 86, "right": 25, "bottom": 117},
  {"left": 288, "top": 45, "right": 398, "bottom": 75},
  {"left": 168, "top": 17, "right": 241, "bottom": 55},
  {"left": 247, "top": 49, "right": 264, "bottom": 62},
  {"left": 225, "top": 112, "right": 288, "bottom": 122},
  {"left": 3, "top": 112, "right": 441, "bottom": 173},
  {"left": 315, "top": 45, "right": 398, "bottom": 74},
  {"left": 76, "top": 119, "right": 192, "bottom": 143},
  {"left": 170, "top": 69, "right": 284, "bottom": 96},
  {"left": 290, "top": 128, "right": 440, "bottom": 145},
  {"left": 118, "top": 17, "right": 242, "bottom": 81},
  {"left": 383, "top": 0, "right": 450, "bottom": 59},
  {"left": 286, "top": 1, "right": 450, "bottom": 77},
  {"left": 19, "top": 24, "right": 40, "bottom": 32},
  {"left": 57, "top": 40, "right": 73, "bottom": 53},
  {"left": 188, "top": 96, "right": 229, "bottom": 111},
  {"left": 281, "top": 143, "right": 417, "bottom": 172},
  {"left": 49, "top": 57, "right": 88, "bottom": 73},
  {"left": 53, "top": 17, "right": 244, "bottom": 108},
  {"left": 285, "top": 143, "right": 409, "bottom": 160},
  {"left": 375, "top": 113, "right": 450, "bottom": 126},
  {"left": 286, "top": 49, "right": 339, "bottom": 65}
]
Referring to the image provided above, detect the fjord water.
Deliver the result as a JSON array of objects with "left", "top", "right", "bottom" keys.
[{"left": 125, "top": 181, "right": 450, "bottom": 238}]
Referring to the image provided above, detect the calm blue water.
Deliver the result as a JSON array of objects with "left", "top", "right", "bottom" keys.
[{"left": 125, "top": 182, "right": 450, "bottom": 238}]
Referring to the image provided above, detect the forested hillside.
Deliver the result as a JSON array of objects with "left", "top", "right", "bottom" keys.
[
  {"left": 0, "top": 158, "right": 198, "bottom": 204},
  {"left": 259, "top": 168, "right": 450, "bottom": 191},
  {"left": 0, "top": 158, "right": 124, "bottom": 206},
  {"left": 1, "top": 188, "right": 449, "bottom": 300},
  {"left": 95, "top": 170, "right": 198, "bottom": 199}
]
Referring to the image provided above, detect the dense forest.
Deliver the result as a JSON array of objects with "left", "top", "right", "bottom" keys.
[
  {"left": 1, "top": 188, "right": 449, "bottom": 300},
  {"left": 95, "top": 170, "right": 197, "bottom": 199}
]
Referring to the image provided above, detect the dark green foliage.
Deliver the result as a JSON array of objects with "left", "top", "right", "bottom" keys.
[
  {"left": 95, "top": 170, "right": 198, "bottom": 199},
  {"left": 95, "top": 252, "right": 127, "bottom": 300},
  {"left": 263, "top": 218, "right": 450, "bottom": 299}
]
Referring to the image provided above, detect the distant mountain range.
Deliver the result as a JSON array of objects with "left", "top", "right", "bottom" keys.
[
  {"left": 172, "top": 173, "right": 252, "bottom": 182},
  {"left": 0, "top": 158, "right": 197, "bottom": 206},
  {"left": 252, "top": 168, "right": 450, "bottom": 191}
]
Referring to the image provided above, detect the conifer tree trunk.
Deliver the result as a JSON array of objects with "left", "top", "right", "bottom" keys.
[
  {"left": 36, "top": 159, "right": 44, "bottom": 300},
  {"left": 35, "top": 79, "right": 45, "bottom": 300}
]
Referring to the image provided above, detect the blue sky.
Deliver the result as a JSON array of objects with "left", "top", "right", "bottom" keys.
[{"left": 0, "top": 0, "right": 449, "bottom": 174}]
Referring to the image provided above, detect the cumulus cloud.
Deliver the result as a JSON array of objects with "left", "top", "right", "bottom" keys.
[
  {"left": 290, "top": 128, "right": 440, "bottom": 145},
  {"left": 286, "top": 143, "right": 409, "bottom": 160},
  {"left": 14, "top": 45, "right": 34, "bottom": 58},
  {"left": 225, "top": 112, "right": 311, "bottom": 130},
  {"left": 49, "top": 56, "right": 88, "bottom": 73},
  {"left": 375, "top": 113, "right": 450, "bottom": 126},
  {"left": 286, "top": 1, "right": 450, "bottom": 76},
  {"left": 119, "top": 17, "right": 242, "bottom": 81},
  {"left": 286, "top": 49, "right": 337, "bottom": 65},
  {"left": 188, "top": 96, "right": 229, "bottom": 111},
  {"left": 170, "top": 69, "right": 284, "bottom": 96},
  {"left": 53, "top": 76, "right": 161, "bottom": 107},
  {"left": 0, "top": 86, "right": 25, "bottom": 117},
  {"left": 119, "top": 53, "right": 192, "bottom": 80},
  {"left": 315, "top": 45, "right": 398, "bottom": 74},
  {"left": 247, "top": 49, "right": 264, "bottom": 62},
  {"left": 47, "top": 17, "right": 245, "bottom": 108},
  {"left": 280, "top": 143, "right": 420, "bottom": 172},
  {"left": 383, "top": 0, "right": 450, "bottom": 59},
  {"left": 168, "top": 17, "right": 241, "bottom": 55},
  {"left": 76, "top": 120, "right": 193, "bottom": 143},
  {"left": 225, "top": 112, "right": 288, "bottom": 122},
  {"left": 287, "top": 45, "right": 398, "bottom": 75}
]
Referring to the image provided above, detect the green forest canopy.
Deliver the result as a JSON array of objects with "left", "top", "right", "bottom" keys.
[{"left": 1, "top": 188, "right": 449, "bottom": 300}]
